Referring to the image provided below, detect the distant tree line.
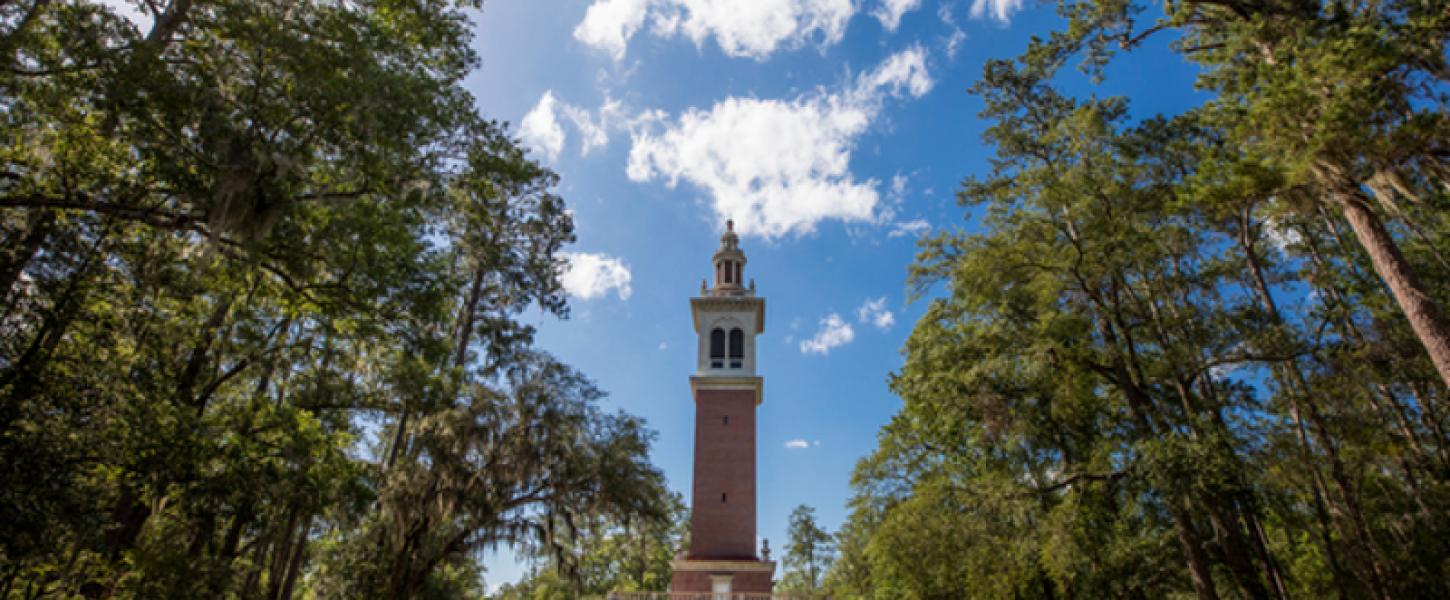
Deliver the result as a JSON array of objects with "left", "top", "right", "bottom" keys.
[
  {"left": 0, "top": 1, "right": 669, "bottom": 598},
  {"left": 826, "top": 0, "right": 1449, "bottom": 598}
]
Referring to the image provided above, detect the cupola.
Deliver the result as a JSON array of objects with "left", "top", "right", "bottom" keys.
[{"left": 710, "top": 219, "right": 751, "bottom": 296}]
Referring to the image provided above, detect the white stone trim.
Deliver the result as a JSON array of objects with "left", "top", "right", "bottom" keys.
[
  {"left": 690, "top": 376, "right": 763, "bottom": 404},
  {"left": 670, "top": 559, "right": 776, "bottom": 573}
]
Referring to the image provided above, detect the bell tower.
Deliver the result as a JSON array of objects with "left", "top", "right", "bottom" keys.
[{"left": 671, "top": 220, "right": 776, "bottom": 595}]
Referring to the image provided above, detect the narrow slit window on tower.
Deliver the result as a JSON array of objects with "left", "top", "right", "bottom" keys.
[
  {"left": 709, "top": 328, "right": 725, "bottom": 369},
  {"left": 728, "top": 328, "right": 744, "bottom": 368},
  {"left": 723, "top": 261, "right": 734, "bottom": 284},
  {"left": 723, "top": 415, "right": 729, "bottom": 425},
  {"left": 734, "top": 262, "right": 741, "bottom": 286},
  {"left": 722, "top": 493, "right": 727, "bottom": 503}
]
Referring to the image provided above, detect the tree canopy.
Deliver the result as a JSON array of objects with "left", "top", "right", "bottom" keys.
[
  {"left": 830, "top": 0, "right": 1449, "bottom": 597},
  {"left": 0, "top": 1, "right": 668, "bottom": 598}
]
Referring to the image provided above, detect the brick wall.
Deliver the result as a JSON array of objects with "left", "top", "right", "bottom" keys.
[
  {"left": 689, "top": 388, "right": 757, "bottom": 560},
  {"left": 670, "top": 568, "right": 774, "bottom": 593}
]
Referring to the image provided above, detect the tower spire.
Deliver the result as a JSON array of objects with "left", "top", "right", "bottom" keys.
[{"left": 711, "top": 220, "right": 748, "bottom": 296}]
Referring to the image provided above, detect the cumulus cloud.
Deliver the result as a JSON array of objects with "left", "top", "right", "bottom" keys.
[
  {"left": 520, "top": 92, "right": 625, "bottom": 161},
  {"left": 861, "top": 46, "right": 934, "bottom": 97},
  {"left": 969, "top": 0, "right": 1025, "bottom": 23},
  {"left": 872, "top": 0, "right": 922, "bottom": 32},
  {"left": 888, "top": 218, "right": 931, "bottom": 238},
  {"left": 559, "top": 252, "right": 633, "bottom": 300},
  {"left": 563, "top": 98, "right": 624, "bottom": 156},
  {"left": 627, "top": 46, "right": 934, "bottom": 239},
  {"left": 857, "top": 297, "right": 895, "bottom": 330},
  {"left": 784, "top": 439, "right": 810, "bottom": 449},
  {"left": 573, "top": 0, "right": 652, "bottom": 60},
  {"left": 520, "top": 92, "right": 567, "bottom": 161},
  {"left": 800, "top": 313, "right": 854, "bottom": 355},
  {"left": 575, "top": 0, "right": 856, "bottom": 60}
]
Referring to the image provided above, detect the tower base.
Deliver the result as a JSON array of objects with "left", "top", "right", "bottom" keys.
[{"left": 669, "top": 558, "right": 775, "bottom": 594}]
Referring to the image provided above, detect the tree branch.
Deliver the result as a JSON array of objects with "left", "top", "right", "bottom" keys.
[{"left": 0, "top": 194, "right": 200, "bottom": 229}]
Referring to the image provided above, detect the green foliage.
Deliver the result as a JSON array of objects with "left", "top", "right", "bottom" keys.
[
  {"left": 779, "top": 504, "right": 834, "bottom": 595},
  {"left": 833, "top": 13, "right": 1450, "bottom": 596},
  {"left": 0, "top": 2, "right": 669, "bottom": 599},
  {"left": 487, "top": 492, "right": 687, "bottom": 598}
]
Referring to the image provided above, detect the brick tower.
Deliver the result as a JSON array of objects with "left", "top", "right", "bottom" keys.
[{"left": 670, "top": 221, "right": 775, "bottom": 596}]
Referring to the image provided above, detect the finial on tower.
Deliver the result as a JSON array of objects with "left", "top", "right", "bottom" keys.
[{"left": 710, "top": 219, "right": 747, "bottom": 295}]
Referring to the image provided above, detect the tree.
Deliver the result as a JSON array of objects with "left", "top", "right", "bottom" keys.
[
  {"left": 488, "top": 492, "right": 688, "bottom": 598},
  {"left": 830, "top": 48, "right": 1450, "bottom": 598},
  {"left": 781, "top": 504, "right": 834, "bottom": 595},
  {"left": 0, "top": 2, "right": 669, "bottom": 598},
  {"left": 1042, "top": 0, "right": 1450, "bottom": 387}
]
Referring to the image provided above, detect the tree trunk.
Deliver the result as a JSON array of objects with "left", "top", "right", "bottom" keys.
[
  {"left": 452, "top": 266, "right": 485, "bottom": 369},
  {"left": 265, "top": 507, "right": 299, "bottom": 600},
  {"left": 1172, "top": 503, "right": 1221, "bottom": 600},
  {"left": 276, "top": 514, "right": 312, "bottom": 600},
  {"left": 1238, "top": 215, "right": 1352, "bottom": 599},
  {"left": 1332, "top": 189, "right": 1450, "bottom": 388},
  {"left": 1298, "top": 221, "right": 1400, "bottom": 600},
  {"left": 0, "top": 208, "right": 54, "bottom": 313}
]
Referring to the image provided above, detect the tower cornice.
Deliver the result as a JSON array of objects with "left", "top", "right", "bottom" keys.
[
  {"left": 690, "top": 375, "right": 763, "bottom": 405},
  {"left": 690, "top": 296, "right": 765, "bottom": 334}
]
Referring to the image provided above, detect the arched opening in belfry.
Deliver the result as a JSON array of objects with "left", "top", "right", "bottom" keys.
[
  {"left": 728, "top": 328, "right": 744, "bottom": 369},
  {"left": 710, "top": 328, "right": 726, "bottom": 369}
]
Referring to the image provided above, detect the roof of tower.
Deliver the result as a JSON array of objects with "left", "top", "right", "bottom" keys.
[{"left": 713, "top": 219, "right": 745, "bottom": 263}]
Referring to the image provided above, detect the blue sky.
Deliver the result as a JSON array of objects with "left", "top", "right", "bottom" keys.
[
  {"left": 98, "top": 0, "right": 1205, "bottom": 589},
  {"left": 94, "top": 0, "right": 1210, "bottom": 588},
  {"left": 75, "top": 0, "right": 1262, "bottom": 589},
  {"left": 458, "top": 0, "right": 1208, "bottom": 588}
]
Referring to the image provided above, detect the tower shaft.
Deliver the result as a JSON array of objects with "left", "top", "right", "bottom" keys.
[{"left": 671, "top": 221, "right": 775, "bottom": 595}]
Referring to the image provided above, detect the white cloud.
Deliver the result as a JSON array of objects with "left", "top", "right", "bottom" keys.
[
  {"left": 861, "top": 46, "right": 934, "bottom": 97},
  {"left": 800, "top": 313, "right": 854, "bottom": 355},
  {"left": 627, "top": 46, "right": 934, "bottom": 239},
  {"left": 888, "top": 218, "right": 931, "bottom": 238},
  {"left": 520, "top": 92, "right": 628, "bottom": 161},
  {"left": 969, "top": 0, "right": 1025, "bottom": 23},
  {"left": 944, "top": 28, "right": 966, "bottom": 58},
  {"left": 559, "top": 252, "right": 633, "bottom": 300},
  {"left": 784, "top": 439, "right": 810, "bottom": 449},
  {"left": 872, "top": 0, "right": 922, "bottom": 32},
  {"left": 520, "top": 92, "right": 566, "bottom": 161},
  {"left": 889, "top": 173, "right": 909, "bottom": 198},
  {"left": 658, "top": 341, "right": 669, "bottom": 350},
  {"left": 573, "top": 0, "right": 652, "bottom": 61},
  {"left": 98, "top": 0, "right": 154, "bottom": 30},
  {"left": 1263, "top": 216, "right": 1302, "bottom": 253},
  {"left": 939, "top": 4, "right": 966, "bottom": 60},
  {"left": 575, "top": 0, "right": 857, "bottom": 60},
  {"left": 564, "top": 97, "right": 625, "bottom": 157},
  {"left": 857, "top": 297, "right": 896, "bottom": 330},
  {"left": 877, "top": 172, "right": 910, "bottom": 223}
]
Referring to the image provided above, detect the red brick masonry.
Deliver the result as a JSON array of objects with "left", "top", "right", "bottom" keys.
[
  {"left": 689, "top": 388, "right": 758, "bottom": 560},
  {"left": 670, "top": 566, "right": 774, "bottom": 594}
]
